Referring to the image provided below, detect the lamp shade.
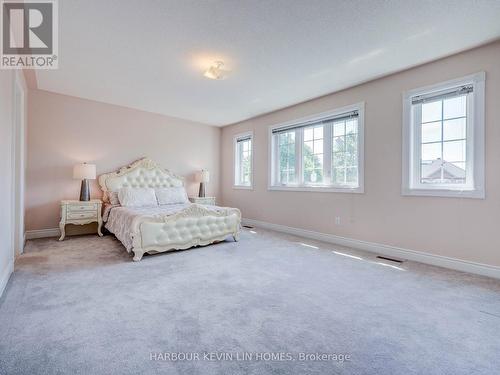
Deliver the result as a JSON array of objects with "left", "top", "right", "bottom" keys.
[
  {"left": 73, "top": 163, "right": 96, "bottom": 180},
  {"left": 197, "top": 170, "right": 210, "bottom": 183}
]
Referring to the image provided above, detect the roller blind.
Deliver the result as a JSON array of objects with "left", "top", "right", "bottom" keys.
[
  {"left": 411, "top": 84, "right": 473, "bottom": 105},
  {"left": 272, "top": 111, "right": 359, "bottom": 135},
  {"left": 236, "top": 135, "right": 252, "bottom": 143}
]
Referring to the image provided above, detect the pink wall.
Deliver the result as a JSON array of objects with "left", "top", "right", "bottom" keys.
[
  {"left": 221, "top": 41, "right": 500, "bottom": 267},
  {"left": 26, "top": 90, "right": 221, "bottom": 231}
]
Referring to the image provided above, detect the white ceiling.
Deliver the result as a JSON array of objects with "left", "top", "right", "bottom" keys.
[{"left": 36, "top": 0, "right": 500, "bottom": 126}]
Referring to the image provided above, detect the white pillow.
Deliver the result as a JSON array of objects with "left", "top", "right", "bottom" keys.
[
  {"left": 155, "top": 187, "right": 188, "bottom": 205},
  {"left": 118, "top": 187, "right": 158, "bottom": 207}
]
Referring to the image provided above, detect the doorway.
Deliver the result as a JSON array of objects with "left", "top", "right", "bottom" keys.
[{"left": 12, "top": 72, "right": 26, "bottom": 256}]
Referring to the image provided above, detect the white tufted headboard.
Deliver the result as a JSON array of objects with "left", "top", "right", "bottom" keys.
[{"left": 98, "top": 157, "right": 184, "bottom": 202}]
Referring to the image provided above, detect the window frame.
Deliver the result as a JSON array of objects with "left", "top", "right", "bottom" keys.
[
  {"left": 233, "top": 131, "right": 254, "bottom": 190},
  {"left": 268, "top": 102, "right": 365, "bottom": 193},
  {"left": 402, "top": 72, "right": 485, "bottom": 199}
]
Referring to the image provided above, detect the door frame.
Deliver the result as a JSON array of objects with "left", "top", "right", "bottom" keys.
[{"left": 12, "top": 71, "right": 26, "bottom": 256}]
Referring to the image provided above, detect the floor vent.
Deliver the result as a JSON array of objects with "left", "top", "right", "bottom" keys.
[
  {"left": 376, "top": 256, "right": 404, "bottom": 263},
  {"left": 242, "top": 225, "right": 254, "bottom": 229}
]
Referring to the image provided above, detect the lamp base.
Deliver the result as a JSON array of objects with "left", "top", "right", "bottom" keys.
[
  {"left": 80, "top": 179, "right": 90, "bottom": 201},
  {"left": 198, "top": 182, "right": 206, "bottom": 198}
]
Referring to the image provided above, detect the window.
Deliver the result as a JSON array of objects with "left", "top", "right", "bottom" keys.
[
  {"left": 234, "top": 132, "right": 253, "bottom": 188},
  {"left": 269, "top": 103, "right": 364, "bottom": 192},
  {"left": 332, "top": 116, "right": 359, "bottom": 186},
  {"left": 277, "top": 130, "right": 296, "bottom": 185},
  {"left": 402, "top": 72, "right": 485, "bottom": 198}
]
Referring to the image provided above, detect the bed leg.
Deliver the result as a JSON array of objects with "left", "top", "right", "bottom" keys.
[
  {"left": 133, "top": 250, "right": 144, "bottom": 262},
  {"left": 233, "top": 233, "right": 240, "bottom": 242}
]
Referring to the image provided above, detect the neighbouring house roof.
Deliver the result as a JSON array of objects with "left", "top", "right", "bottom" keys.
[{"left": 422, "top": 159, "right": 465, "bottom": 180}]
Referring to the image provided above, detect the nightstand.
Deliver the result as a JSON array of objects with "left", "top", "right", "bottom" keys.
[
  {"left": 59, "top": 199, "right": 103, "bottom": 241},
  {"left": 188, "top": 196, "right": 216, "bottom": 206}
]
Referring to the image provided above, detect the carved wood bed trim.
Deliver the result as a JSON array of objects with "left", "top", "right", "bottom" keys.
[{"left": 98, "top": 157, "right": 184, "bottom": 203}]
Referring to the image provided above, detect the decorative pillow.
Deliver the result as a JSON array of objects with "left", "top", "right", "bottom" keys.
[
  {"left": 155, "top": 187, "right": 188, "bottom": 205},
  {"left": 118, "top": 187, "right": 158, "bottom": 207},
  {"left": 108, "top": 191, "right": 120, "bottom": 205}
]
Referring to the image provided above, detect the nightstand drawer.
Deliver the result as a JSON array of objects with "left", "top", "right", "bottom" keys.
[
  {"left": 67, "top": 211, "right": 97, "bottom": 220},
  {"left": 59, "top": 199, "right": 103, "bottom": 241},
  {"left": 68, "top": 203, "right": 98, "bottom": 212}
]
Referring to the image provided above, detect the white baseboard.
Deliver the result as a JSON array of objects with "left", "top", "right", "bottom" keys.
[
  {"left": 0, "top": 258, "right": 14, "bottom": 298},
  {"left": 25, "top": 228, "right": 60, "bottom": 240},
  {"left": 242, "top": 218, "right": 500, "bottom": 280}
]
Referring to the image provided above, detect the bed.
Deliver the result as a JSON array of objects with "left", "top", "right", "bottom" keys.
[{"left": 99, "top": 158, "right": 241, "bottom": 261}]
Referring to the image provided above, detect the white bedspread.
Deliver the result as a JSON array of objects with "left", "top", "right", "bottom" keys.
[{"left": 104, "top": 203, "right": 224, "bottom": 251}]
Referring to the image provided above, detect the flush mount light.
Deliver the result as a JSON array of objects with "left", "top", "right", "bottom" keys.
[{"left": 204, "top": 61, "right": 229, "bottom": 80}]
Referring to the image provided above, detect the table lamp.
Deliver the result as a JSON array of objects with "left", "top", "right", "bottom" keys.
[
  {"left": 197, "top": 170, "right": 210, "bottom": 197},
  {"left": 73, "top": 163, "right": 96, "bottom": 201}
]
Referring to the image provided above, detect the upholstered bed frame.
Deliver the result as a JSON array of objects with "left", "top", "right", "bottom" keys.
[{"left": 99, "top": 158, "right": 241, "bottom": 261}]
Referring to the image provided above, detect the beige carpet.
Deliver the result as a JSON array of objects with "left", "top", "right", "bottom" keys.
[{"left": 1, "top": 228, "right": 499, "bottom": 374}]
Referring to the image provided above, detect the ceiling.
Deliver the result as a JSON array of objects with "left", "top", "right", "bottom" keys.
[{"left": 36, "top": 0, "right": 500, "bottom": 126}]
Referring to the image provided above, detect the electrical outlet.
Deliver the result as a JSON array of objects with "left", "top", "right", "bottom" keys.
[{"left": 335, "top": 216, "right": 341, "bottom": 225}]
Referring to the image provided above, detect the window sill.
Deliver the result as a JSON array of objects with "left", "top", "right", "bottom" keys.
[
  {"left": 233, "top": 185, "right": 253, "bottom": 190},
  {"left": 402, "top": 187, "right": 484, "bottom": 199},
  {"left": 268, "top": 185, "right": 364, "bottom": 193}
]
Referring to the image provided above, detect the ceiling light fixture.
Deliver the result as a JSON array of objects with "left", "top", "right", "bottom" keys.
[{"left": 204, "top": 61, "right": 229, "bottom": 80}]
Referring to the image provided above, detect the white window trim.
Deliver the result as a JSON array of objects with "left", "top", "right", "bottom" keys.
[
  {"left": 268, "top": 102, "right": 365, "bottom": 193},
  {"left": 402, "top": 72, "right": 485, "bottom": 199},
  {"left": 233, "top": 131, "right": 254, "bottom": 190}
]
